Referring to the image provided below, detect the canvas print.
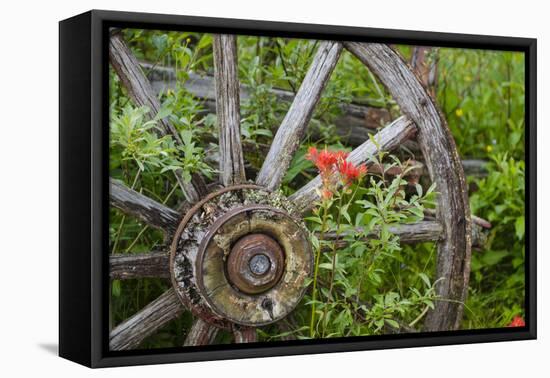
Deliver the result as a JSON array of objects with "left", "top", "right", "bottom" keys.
[{"left": 108, "top": 28, "right": 526, "bottom": 351}]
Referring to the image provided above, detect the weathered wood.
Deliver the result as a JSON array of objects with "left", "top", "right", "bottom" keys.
[
  {"left": 423, "top": 208, "right": 491, "bottom": 230},
  {"left": 110, "top": 178, "right": 179, "bottom": 232},
  {"left": 183, "top": 319, "right": 219, "bottom": 346},
  {"left": 110, "top": 32, "right": 180, "bottom": 142},
  {"left": 289, "top": 116, "right": 417, "bottom": 213},
  {"left": 110, "top": 251, "right": 170, "bottom": 280},
  {"left": 144, "top": 62, "right": 391, "bottom": 140},
  {"left": 345, "top": 42, "right": 471, "bottom": 332},
  {"left": 109, "top": 31, "right": 202, "bottom": 202},
  {"left": 171, "top": 186, "right": 312, "bottom": 328},
  {"left": 323, "top": 220, "right": 486, "bottom": 249},
  {"left": 213, "top": 35, "right": 246, "bottom": 186},
  {"left": 143, "top": 63, "right": 493, "bottom": 179},
  {"left": 233, "top": 327, "right": 258, "bottom": 343},
  {"left": 110, "top": 288, "right": 184, "bottom": 350},
  {"left": 256, "top": 41, "right": 343, "bottom": 191},
  {"left": 410, "top": 46, "right": 438, "bottom": 96},
  {"left": 324, "top": 221, "right": 443, "bottom": 246}
]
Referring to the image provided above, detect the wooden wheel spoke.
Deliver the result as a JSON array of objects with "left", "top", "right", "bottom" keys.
[
  {"left": 233, "top": 327, "right": 258, "bottom": 343},
  {"left": 344, "top": 42, "right": 471, "bottom": 331},
  {"left": 110, "top": 251, "right": 170, "bottom": 280},
  {"left": 110, "top": 288, "right": 184, "bottom": 351},
  {"left": 213, "top": 35, "right": 246, "bottom": 186},
  {"left": 323, "top": 220, "right": 492, "bottom": 251},
  {"left": 256, "top": 41, "right": 343, "bottom": 191},
  {"left": 183, "top": 319, "right": 219, "bottom": 346},
  {"left": 321, "top": 221, "right": 485, "bottom": 250},
  {"left": 110, "top": 178, "right": 179, "bottom": 232},
  {"left": 290, "top": 116, "right": 416, "bottom": 213},
  {"left": 323, "top": 221, "right": 443, "bottom": 247},
  {"left": 109, "top": 31, "right": 203, "bottom": 202}
]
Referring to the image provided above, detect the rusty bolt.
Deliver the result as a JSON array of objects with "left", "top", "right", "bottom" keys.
[
  {"left": 226, "top": 234, "right": 285, "bottom": 295},
  {"left": 249, "top": 254, "right": 271, "bottom": 276}
]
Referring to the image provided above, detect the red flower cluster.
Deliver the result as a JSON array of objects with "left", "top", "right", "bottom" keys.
[
  {"left": 306, "top": 147, "right": 347, "bottom": 176},
  {"left": 507, "top": 316, "right": 525, "bottom": 327},
  {"left": 306, "top": 146, "right": 367, "bottom": 199},
  {"left": 338, "top": 159, "right": 368, "bottom": 186}
]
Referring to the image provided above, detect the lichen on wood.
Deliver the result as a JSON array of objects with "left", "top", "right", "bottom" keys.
[{"left": 169, "top": 186, "right": 313, "bottom": 329}]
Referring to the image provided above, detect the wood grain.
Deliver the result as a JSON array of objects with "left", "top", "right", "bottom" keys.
[
  {"left": 410, "top": 46, "right": 438, "bottom": 96},
  {"left": 324, "top": 221, "right": 443, "bottom": 246},
  {"left": 110, "top": 251, "right": 170, "bottom": 280},
  {"left": 256, "top": 41, "right": 343, "bottom": 190},
  {"left": 144, "top": 63, "right": 391, "bottom": 144},
  {"left": 213, "top": 35, "right": 246, "bottom": 186},
  {"left": 345, "top": 42, "right": 471, "bottom": 331},
  {"left": 109, "top": 288, "right": 184, "bottom": 350},
  {"left": 110, "top": 178, "right": 179, "bottom": 232},
  {"left": 183, "top": 319, "right": 219, "bottom": 346},
  {"left": 233, "top": 327, "right": 258, "bottom": 343},
  {"left": 109, "top": 31, "right": 202, "bottom": 202}
]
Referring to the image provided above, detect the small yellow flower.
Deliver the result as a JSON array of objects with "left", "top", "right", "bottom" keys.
[
  {"left": 186, "top": 37, "right": 191, "bottom": 44},
  {"left": 455, "top": 108, "right": 464, "bottom": 118},
  {"left": 486, "top": 145, "right": 493, "bottom": 153}
]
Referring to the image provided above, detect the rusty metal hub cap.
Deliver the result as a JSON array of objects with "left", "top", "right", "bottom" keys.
[
  {"left": 169, "top": 185, "right": 313, "bottom": 328},
  {"left": 227, "top": 233, "right": 285, "bottom": 294}
]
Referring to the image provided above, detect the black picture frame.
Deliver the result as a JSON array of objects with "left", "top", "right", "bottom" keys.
[{"left": 59, "top": 9, "right": 537, "bottom": 368}]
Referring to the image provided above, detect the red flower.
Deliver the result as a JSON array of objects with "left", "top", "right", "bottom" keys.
[
  {"left": 306, "top": 147, "right": 347, "bottom": 177},
  {"left": 338, "top": 160, "right": 367, "bottom": 186},
  {"left": 507, "top": 316, "right": 525, "bottom": 327},
  {"left": 305, "top": 146, "right": 319, "bottom": 164},
  {"left": 320, "top": 188, "right": 333, "bottom": 200},
  {"left": 306, "top": 146, "right": 365, "bottom": 199}
]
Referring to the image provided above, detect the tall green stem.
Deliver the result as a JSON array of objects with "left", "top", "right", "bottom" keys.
[
  {"left": 310, "top": 201, "right": 329, "bottom": 338},
  {"left": 327, "top": 193, "right": 344, "bottom": 302}
]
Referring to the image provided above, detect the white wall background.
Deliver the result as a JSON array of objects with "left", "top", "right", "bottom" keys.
[{"left": 0, "top": 0, "right": 546, "bottom": 376}]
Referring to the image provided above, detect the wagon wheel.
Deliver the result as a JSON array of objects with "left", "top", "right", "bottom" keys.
[{"left": 108, "top": 31, "right": 471, "bottom": 350}]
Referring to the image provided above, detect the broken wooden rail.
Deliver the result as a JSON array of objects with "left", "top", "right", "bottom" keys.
[
  {"left": 142, "top": 62, "right": 488, "bottom": 178},
  {"left": 142, "top": 61, "right": 390, "bottom": 144}
]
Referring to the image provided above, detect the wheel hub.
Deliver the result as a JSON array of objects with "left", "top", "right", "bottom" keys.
[
  {"left": 169, "top": 185, "right": 313, "bottom": 328},
  {"left": 227, "top": 233, "right": 285, "bottom": 294}
]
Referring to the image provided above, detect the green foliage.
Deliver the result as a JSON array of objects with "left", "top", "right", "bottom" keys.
[
  {"left": 464, "top": 154, "right": 525, "bottom": 328},
  {"left": 108, "top": 29, "right": 526, "bottom": 348},
  {"left": 302, "top": 154, "right": 438, "bottom": 338},
  {"left": 437, "top": 48, "right": 525, "bottom": 160},
  {"left": 110, "top": 105, "right": 180, "bottom": 173}
]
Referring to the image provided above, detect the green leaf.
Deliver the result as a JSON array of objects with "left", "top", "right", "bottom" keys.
[
  {"left": 515, "top": 216, "right": 525, "bottom": 240},
  {"left": 136, "top": 159, "right": 145, "bottom": 172},
  {"left": 154, "top": 105, "right": 172, "bottom": 120},
  {"left": 252, "top": 128, "right": 273, "bottom": 137},
  {"left": 385, "top": 319, "right": 400, "bottom": 329},
  {"left": 482, "top": 250, "right": 509, "bottom": 266},
  {"left": 310, "top": 235, "right": 320, "bottom": 250},
  {"left": 304, "top": 216, "right": 322, "bottom": 224},
  {"left": 415, "top": 183, "right": 423, "bottom": 197},
  {"left": 283, "top": 147, "right": 313, "bottom": 184},
  {"left": 111, "top": 280, "right": 121, "bottom": 297},
  {"left": 418, "top": 273, "right": 431, "bottom": 287}
]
